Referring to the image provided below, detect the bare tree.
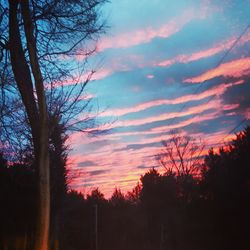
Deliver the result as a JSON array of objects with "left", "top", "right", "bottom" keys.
[
  {"left": 1, "top": 0, "right": 106, "bottom": 155},
  {"left": 158, "top": 131, "right": 205, "bottom": 177},
  {"left": 0, "top": 0, "right": 107, "bottom": 249}
]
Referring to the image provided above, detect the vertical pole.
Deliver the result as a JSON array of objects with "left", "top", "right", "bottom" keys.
[
  {"left": 160, "top": 223, "right": 164, "bottom": 250},
  {"left": 94, "top": 204, "right": 98, "bottom": 250}
]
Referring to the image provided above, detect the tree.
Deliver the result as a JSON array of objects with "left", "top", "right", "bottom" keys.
[
  {"left": 199, "top": 126, "right": 250, "bottom": 250},
  {"left": 0, "top": 157, "right": 37, "bottom": 250},
  {"left": 203, "top": 126, "right": 250, "bottom": 201},
  {"left": 0, "top": 0, "right": 107, "bottom": 249},
  {"left": 126, "top": 182, "right": 142, "bottom": 204},
  {"left": 8, "top": 2, "right": 50, "bottom": 248},
  {"left": 110, "top": 188, "right": 126, "bottom": 207},
  {"left": 49, "top": 121, "right": 69, "bottom": 250},
  {"left": 87, "top": 188, "right": 105, "bottom": 205},
  {"left": 158, "top": 131, "right": 205, "bottom": 177}
]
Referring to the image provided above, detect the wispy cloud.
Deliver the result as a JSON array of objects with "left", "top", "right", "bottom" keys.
[
  {"left": 157, "top": 33, "right": 250, "bottom": 67},
  {"left": 184, "top": 57, "right": 250, "bottom": 83},
  {"left": 92, "top": 33, "right": 250, "bottom": 82},
  {"left": 98, "top": 99, "right": 221, "bottom": 130},
  {"left": 71, "top": 109, "right": 223, "bottom": 146},
  {"left": 58, "top": 32, "right": 250, "bottom": 84},
  {"left": 102, "top": 111, "right": 219, "bottom": 139},
  {"left": 69, "top": 125, "right": 240, "bottom": 196},
  {"left": 98, "top": 9, "right": 206, "bottom": 51},
  {"left": 100, "top": 80, "right": 244, "bottom": 117},
  {"left": 109, "top": 103, "right": 238, "bottom": 139}
]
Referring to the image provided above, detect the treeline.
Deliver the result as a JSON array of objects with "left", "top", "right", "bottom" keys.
[{"left": 0, "top": 127, "right": 250, "bottom": 250}]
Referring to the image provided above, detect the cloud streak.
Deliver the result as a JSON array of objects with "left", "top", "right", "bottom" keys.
[
  {"left": 157, "top": 33, "right": 250, "bottom": 67},
  {"left": 98, "top": 9, "right": 207, "bottom": 51},
  {"left": 184, "top": 57, "right": 250, "bottom": 83},
  {"left": 99, "top": 80, "right": 244, "bottom": 117}
]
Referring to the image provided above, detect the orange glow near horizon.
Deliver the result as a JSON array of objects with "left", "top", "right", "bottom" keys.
[{"left": 68, "top": 127, "right": 241, "bottom": 197}]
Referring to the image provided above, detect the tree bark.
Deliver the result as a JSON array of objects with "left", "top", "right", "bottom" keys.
[
  {"left": 9, "top": 0, "right": 50, "bottom": 249},
  {"left": 21, "top": 1, "right": 50, "bottom": 249},
  {"left": 8, "top": 0, "right": 39, "bottom": 155}
]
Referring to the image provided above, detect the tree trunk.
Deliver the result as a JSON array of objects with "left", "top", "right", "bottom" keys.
[
  {"left": 21, "top": 1, "right": 50, "bottom": 249},
  {"left": 9, "top": 0, "right": 50, "bottom": 249},
  {"left": 8, "top": 0, "right": 39, "bottom": 154}
]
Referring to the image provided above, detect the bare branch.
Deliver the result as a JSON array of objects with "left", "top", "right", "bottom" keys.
[{"left": 157, "top": 130, "right": 205, "bottom": 177}]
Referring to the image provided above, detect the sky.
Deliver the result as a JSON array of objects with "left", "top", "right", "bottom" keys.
[{"left": 67, "top": 0, "right": 250, "bottom": 197}]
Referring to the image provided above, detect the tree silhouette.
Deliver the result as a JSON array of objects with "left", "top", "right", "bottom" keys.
[
  {"left": 201, "top": 126, "right": 250, "bottom": 250},
  {"left": 0, "top": 159, "right": 36, "bottom": 249},
  {"left": 0, "top": 0, "right": 107, "bottom": 249},
  {"left": 126, "top": 182, "right": 142, "bottom": 204},
  {"left": 87, "top": 188, "right": 106, "bottom": 205},
  {"left": 158, "top": 131, "right": 205, "bottom": 177},
  {"left": 110, "top": 188, "right": 126, "bottom": 207}
]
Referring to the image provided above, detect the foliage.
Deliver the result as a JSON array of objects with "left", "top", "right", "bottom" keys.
[{"left": 1, "top": 127, "right": 250, "bottom": 249}]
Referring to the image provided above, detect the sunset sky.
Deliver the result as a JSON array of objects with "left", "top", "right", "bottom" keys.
[{"left": 68, "top": 0, "right": 250, "bottom": 196}]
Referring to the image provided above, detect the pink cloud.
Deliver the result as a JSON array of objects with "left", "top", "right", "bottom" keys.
[
  {"left": 88, "top": 55, "right": 148, "bottom": 81},
  {"left": 47, "top": 68, "right": 113, "bottom": 88},
  {"left": 244, "top": 108, "right": 250, "bottom": 119},
  {"left": 110, "top": 99, "right": 221, "bottom": 129},
  {"left": 147, "top": 74, "right": 155, "bottom": 79},
  {"left": 70, "top": 151, "right": 151, "bottom": 192},
  {"left": 150, "top": 111, "right": 220, "bottom": 134},
  {"left": 91, "top": 68, "right": 114, "bottom": 80},
  {"left": 69, "top": 143, "right": 161, "bottom": 196},
  {"left": 98, "top": 9, "right": 207, "bottom": 51},
  {"left": 101, "top": 111, "right": 219, "bottom": 139},
  {"left": 192, "top": 130, "right": 238, "bottom": 149},
  {"left": 57, "top": 30, "right": 250, "bottom": 85},
  {"left": 157, "top": 33, "right": 250, "bottom": 68},
  {"left": 222, "top": 103, "right": 240, "bottom": 111},
  {"left": 70, "top": 93, "right": 95, "bottom": 102},
  {"left": 73, "top": 110, "right": 224, "bottom": 148},
  {"left": 84, "top": 96, "right": 240, "bottom": 134},
  {"left": 127, "top": 101, "right": 238, "bottom": 137},
  {"left": 184, "top": 57, "right": 250, "bottom": 83},
  {"left": 68, "top": 96, "right": 241, "bottom": 196},
  {"left": 69, "top": 126, "right": 239, "bottom": 197},
  {"left": 100, "top": 80, "right": 244, "bottom": 117}
]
